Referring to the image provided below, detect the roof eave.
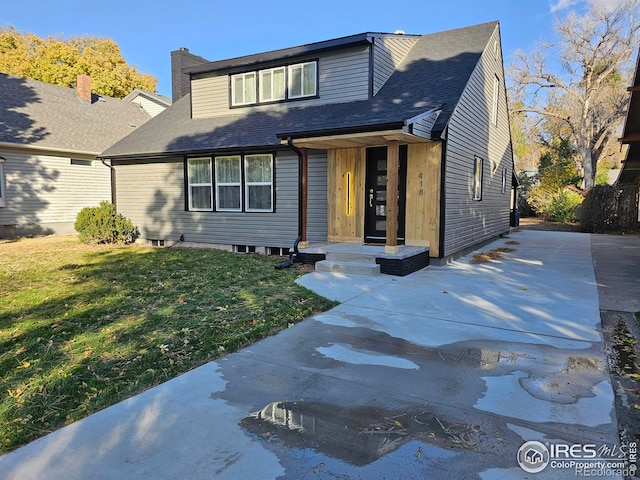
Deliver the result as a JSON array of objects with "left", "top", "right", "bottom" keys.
[{"left": 187, "top": 33, "right": 374, "bottom": 76}]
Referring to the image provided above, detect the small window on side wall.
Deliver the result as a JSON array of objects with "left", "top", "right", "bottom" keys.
[
  {"left": 473, "top": 156, "right": 483, "bottom": 201},
  {"left": 0, "top": 157, "right": 5, "bottom": 207},
  {"left": 502, "top": 167, "right": 507, "bottom": 194}
]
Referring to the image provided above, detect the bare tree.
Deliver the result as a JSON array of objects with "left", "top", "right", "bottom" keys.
[{"left": 509, "top": 0, "right": 640, "bottom": 190}]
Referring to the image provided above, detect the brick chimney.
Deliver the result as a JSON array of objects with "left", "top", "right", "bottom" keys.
[{"left": 77, "top": 74, "right": 92, "bottom": 102}]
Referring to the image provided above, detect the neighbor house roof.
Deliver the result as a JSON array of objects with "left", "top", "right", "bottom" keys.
[
  {"left": 0, "top": 73, "right": 152, "bottom": 155},
  {"left": 100, "top": 21, "right": 498, "bottom": 160},
  {"left": 619, "top": 50, "right": 640, "bottom": 185}
]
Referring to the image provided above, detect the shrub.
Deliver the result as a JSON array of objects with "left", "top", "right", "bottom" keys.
[
  {"left": 75, "top": 201, "right": 137, "bottom": 244},
  {"left": 580, "top": 184, "right": 640, "bottom": 233},
  {"left": 546, "top": 189, "right": 583, "bottom": 223}
]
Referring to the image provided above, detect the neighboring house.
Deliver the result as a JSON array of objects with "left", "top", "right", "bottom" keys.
[
  {"left": 100, "top": 21, "right": 516, "bottom": 271},
  {"left": 123, "top": 89, "right": 172, "bottom": 117},
  {"left": 619, "top": 50, "right": 640, "bottom": 186},
  {"left": 0, "top": 73, "right": 153, "bottom": 237}
]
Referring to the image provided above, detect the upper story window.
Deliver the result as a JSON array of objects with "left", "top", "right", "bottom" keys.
[
  {"left": 232, "top": 72, "right": 256, "bottom": 106},
  {"left": 491, "top": 75, "right": 499, "bottom": 127},
  {"left": 288, "top": 61, "right": 317, "bottom": 99},
  {"left": 230, "top": 60, "right": 317, "bottom": 107},
  {"left": 259, "top": 67, "right": 285, "bottom": 102}
]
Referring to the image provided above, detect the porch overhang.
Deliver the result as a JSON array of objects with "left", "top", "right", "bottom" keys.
[{"left": 278, "top": 129, "right": 432, "bottom": 149}]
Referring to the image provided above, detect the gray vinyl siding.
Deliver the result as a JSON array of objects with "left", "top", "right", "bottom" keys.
[
  {"left": 372, "top": 36, "right": 419, "bottom": 96},
  {"left": 306, "top": 149, "right": 328, "bottom": 242},
  {"left": 442, "top": 26, "right": 513, "bottom": 258},
  {"left": 114, "top": 153, "right": 300, "bottom": 248},
  {"left": 191, "top": 46, "right": 371, "bottom": 119},
  {"left": 0, "top": 149, "right": 111, "bottom": 237}
]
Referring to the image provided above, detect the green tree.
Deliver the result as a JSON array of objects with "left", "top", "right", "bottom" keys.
[
  {"left": 528, "top": 138, "right": 583, "bottom": 220},
  {"left": 0, "top": 26, "right": 157, "bottom": 98},
  {"left": 509, "top": 0, "right": 639, "bottom": 190}
]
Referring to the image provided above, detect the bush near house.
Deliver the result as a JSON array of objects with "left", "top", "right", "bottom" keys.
[
  {"left": 580, "top": 184, "right": 640, "bottom": 233},
  {"left": 75, "top": 201, "right": 137, "bottom": 245},
  {"left": 546, "top": 189, "right": 584, "bottom": 223}
]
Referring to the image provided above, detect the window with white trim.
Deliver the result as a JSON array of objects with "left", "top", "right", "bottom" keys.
[
  {"left": 0, "top": 157, "right": 5, "bottom": 207},
  {"left": 288, "top": 61, "right": 317, "bottom": 99},
  {"left": 245, "top": 154, "right": 273, "bottom": 211},
  {"left": 492, "top": 75, "right": 499, "bottom": 126},
  {"left": 473, "top": 156, "right": 483, "bottom": 201},
  {"left": 231, "top": 72, "right": 256, "bottom": 106},
  {"left": 259, "top": 67, "right": 286, "bottom": 102},
  {"left": 187, "top": 158, "right": 213, "bottom": 211},
  {"left": 502, "top": 167, "right": 507, "bottom": 194},
  {"left": 230, "top": 60, "right": 317, "bottom": 106},
  {"left": 215, "top": 156, "right": 242, "bottom": 211}
]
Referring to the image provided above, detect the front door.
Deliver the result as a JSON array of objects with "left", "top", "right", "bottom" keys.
[{"left": 365, "top": 146, "right": 407, "bottom": 243}]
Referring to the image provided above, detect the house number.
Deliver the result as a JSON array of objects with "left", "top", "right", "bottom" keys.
[{"left": 418, "top": 172, "right": 424, "bottom": 195}]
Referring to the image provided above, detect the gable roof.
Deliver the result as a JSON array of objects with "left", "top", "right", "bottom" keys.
[
  {"left": 100, "top": 21, "right": 498, "bottom": 160},
  {"left": 0, "top": 73, "right": 152, "bottom": 155}
]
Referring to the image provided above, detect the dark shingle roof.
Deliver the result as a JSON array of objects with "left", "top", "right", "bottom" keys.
[
  {"left": 0, "top": 73, "right": 152, "bottom": 154},
  {"left": 100, "top": 21, "right": 498, "bottom": 159}
]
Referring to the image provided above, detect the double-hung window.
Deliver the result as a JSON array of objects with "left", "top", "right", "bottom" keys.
[
  {"left": 215, "top": 156, "right": 242, "bottom": 211},
  {"left": 288, "top": 61, "right": 317, "bottom": 99},
  {"left": 232, "top": 72, "right": 256, "bottom": 105},
  {"left": 473, "top": 156, "right": 483, "bottom": 201},
  {"left": 187, "top": 154, "right": 274, "bottom": 212},
  {"left": 245, "top": 154, "right": 273, "bottom": 211},
  {"left": 0, "top": 157, "right": 5, "bottom": 208},
  {"left": 187, "top": 158, "right": 213, "bottom": 211},
  {"left": 259, "top": 67, "right": 285, "bottom": 102}
]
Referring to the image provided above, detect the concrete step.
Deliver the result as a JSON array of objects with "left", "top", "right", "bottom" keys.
[
  {"left": 325, "top": 251, "right": 378, "bottom": 264},
  {"left": 315, "top": 260, "right": 381, "bottom": 276}
]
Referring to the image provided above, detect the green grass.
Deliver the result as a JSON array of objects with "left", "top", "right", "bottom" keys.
[{"left": 0, "top": 235, "right": 337, "bottom": 453}]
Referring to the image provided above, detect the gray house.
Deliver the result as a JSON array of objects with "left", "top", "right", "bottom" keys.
[
  {"left": 0, "top": 73, "right": 153, "bottom": 237},
  {"left": 100, "top": 21, "right": 516, "bottom": 273}
]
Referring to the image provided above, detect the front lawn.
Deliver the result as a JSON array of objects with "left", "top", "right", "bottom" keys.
[{"left": 0, "top": 235, "right": 336, "bottom": 453}]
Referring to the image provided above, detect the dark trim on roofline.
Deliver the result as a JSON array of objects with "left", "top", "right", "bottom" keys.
[
  {"left": 187, "top": 33, "right": 374, "bottom": 76},
  {"left": 276, "top": 121, "right": 406, "bottom": 140},
  {"left": 100, "top": 144, "right": 289, "bottom": 161}
]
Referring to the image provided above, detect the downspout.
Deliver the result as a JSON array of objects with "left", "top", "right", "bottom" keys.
[
  {"left": 275, "top": 136, "right": 303, "bottom": 269},
  {"left": 101, "top": 159, "right": 116, "bottom": 208}
]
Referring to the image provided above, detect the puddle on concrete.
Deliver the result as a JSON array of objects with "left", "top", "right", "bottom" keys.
[{"left": 241, "top": 400, "right": 480, "bottom": 466}]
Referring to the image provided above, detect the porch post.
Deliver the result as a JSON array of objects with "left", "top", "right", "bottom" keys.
[
  {"left": 299, "top": 147, "right": 309, "bottom": 248},
  {"left": 385, "top": 139, "right": 399, "bottom": 254}
]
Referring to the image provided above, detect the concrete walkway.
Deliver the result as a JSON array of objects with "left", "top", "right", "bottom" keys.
[{"left": 0, "top": 230, "right": 630, "bottom": 479}]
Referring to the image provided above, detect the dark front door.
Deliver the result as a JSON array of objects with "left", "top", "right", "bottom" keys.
[{"left": 365, "top": 146, "right": 407, "bottom": 243}]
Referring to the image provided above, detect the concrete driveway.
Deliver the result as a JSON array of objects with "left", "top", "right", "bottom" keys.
[{"left": 0, "top": 230, "right": 628, "bottom": 479}]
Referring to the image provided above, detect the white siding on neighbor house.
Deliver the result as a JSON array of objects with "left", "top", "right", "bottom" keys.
[
  {"left": 0, "top": 149, "right": 111, "bottom": 237},
  {"left": 191, "top": 46, "right": 371, "bottom": 118},
  {"left": 442, "top": 26, "right": 513, "bottom": 258},
  {"left": 114, "top": 152, "right": 310, "bottom": 248},
  {"left": 372, "top": 36, "right": 419, "bottom": 96},
  {"left": 129, "top": 96, "right": 168, "bottom": 117}
]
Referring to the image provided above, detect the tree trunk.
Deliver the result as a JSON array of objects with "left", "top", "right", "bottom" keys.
[{"left": 581, "top": 145, "right": 595, "bottom": 190}]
